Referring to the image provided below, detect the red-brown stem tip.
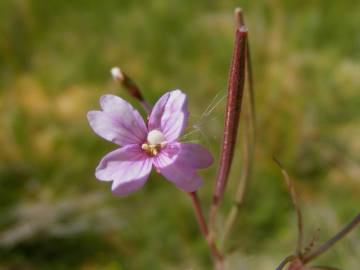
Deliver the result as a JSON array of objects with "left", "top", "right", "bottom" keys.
[{"left": 239, "top": 26, "right": 248, "bottom": 35}]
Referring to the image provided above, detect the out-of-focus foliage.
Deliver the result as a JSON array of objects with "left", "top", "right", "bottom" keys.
[{"left": 0, "top": 0, "right": 359, "bottom": 269}]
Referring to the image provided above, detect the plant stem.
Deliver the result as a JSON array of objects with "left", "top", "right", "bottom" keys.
[
  {"left": 275, "top": 255, "right": 297, "bottom": 270},
  {"left": 245, "top": 41, "right": 256, "bottom": 135},
  {"left": 188, "top": 192, "right": 223, "bottom": 268},
  {"left": 303, "top": 212, "right": 360, "bottom": 263},
  {"left": 274, "top": 158, "right": 304, "bottom": 257},
  {"left": 310, "top": 266, "right": 341, "bottom": 270},
  {"left": 221, "top": 119, "right": 252, "bottom": 250},
  {"left": 210, "top": 23, "right": 248, "bottom": 228}
]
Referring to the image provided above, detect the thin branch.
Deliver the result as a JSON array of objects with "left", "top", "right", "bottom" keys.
[
  {"left": 220, "top": 108, "right": 253, "bottom": 250},
  {"left": 274, "top": 158, "right": 304, "bottom": 257},
  {"left": 111, "top": 67, "right": 152, "bottom": 113},
  {"left": 303, "top": 212, "right": 360, "bottom": 263},
  {"left": 188, "top": 192, "right": 224, "bottom": 266},
  {"left": 303, "top": 228, "right": 321, "bottom": 256},
  {"left": 276, "top": 255, "right": 296, "bottom": 270},
  {"left": 245, "top": 41, "right": 256, "bottom": 136},
  {"left": 210, "top": 19, "right": 248, "bottom": 227},
  {"left": 309, "top": 267, "right": 341, "bottom": 270},
  {"left": 189, "top": 191, "right": 209, "bottom": 236}
]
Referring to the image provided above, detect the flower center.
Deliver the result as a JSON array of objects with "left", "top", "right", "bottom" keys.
[
  {"left": 141, "top": 129, "right": 166, "bottom": 156},
  {"left": 147, "top": 129, "right": 166, "bottom": 145}
]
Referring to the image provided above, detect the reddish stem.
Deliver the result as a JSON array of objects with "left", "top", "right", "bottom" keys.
[
  {"left": 188, "top": 192, "right": 223, "bottom": 266},
  {"left": 210, "top": 26, "right": 248, "bottom": 225}
]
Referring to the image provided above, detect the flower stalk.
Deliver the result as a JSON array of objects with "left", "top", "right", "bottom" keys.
[{"left": 188, "top": 192, "right": 223, "bottom": 267}]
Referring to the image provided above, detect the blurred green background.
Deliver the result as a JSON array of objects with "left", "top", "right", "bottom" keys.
[{"left": 1, "top": 0, "right": 360, "bottom": 269}]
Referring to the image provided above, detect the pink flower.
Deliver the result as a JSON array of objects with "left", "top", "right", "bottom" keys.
[{"left": 87, "top": 90, "right": 213, "bottom": 196}]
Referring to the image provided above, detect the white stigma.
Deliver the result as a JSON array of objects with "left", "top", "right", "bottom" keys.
[
  {"left": 111, "top": 67, "right": 124, "bottom": 81},
  {"left": 147, "top": 129, "right": 166, "bottom": 145}
]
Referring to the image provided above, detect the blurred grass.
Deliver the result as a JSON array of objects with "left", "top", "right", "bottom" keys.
[{"left": 1, "top": 0, "right": 360, "bottom": 269}]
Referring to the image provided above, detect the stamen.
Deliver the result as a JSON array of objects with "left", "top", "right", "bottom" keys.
[
  {"left": 141, "top": 130, "right": 167, "bottom": 156},
  {"left": 141, "top": 143, "right": 150, "bottom": 151},
  {"left": 141, "top": 142, "right": 163, "bottom": 156}
]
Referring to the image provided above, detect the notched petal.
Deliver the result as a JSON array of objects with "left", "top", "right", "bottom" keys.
[
  {"left": 87, "top": 110, "right": 128, "bottom": 145},
  {"left": 87, "top": 94, "right": 147, "bottom": 145},
  {"left": 148, "top": 90, "right": 189, "bottom": 142},
  {"left": 153, "top": 142, "right": 212, "bottom": 192},
  {"left": 95, "top": 145, "right": 153, "bottom": 196}
]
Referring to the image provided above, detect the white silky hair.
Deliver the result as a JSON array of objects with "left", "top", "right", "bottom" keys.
[{"left": 180, "top": 90, "right": 227, "bottom": 147}]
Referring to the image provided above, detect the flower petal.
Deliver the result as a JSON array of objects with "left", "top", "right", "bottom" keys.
[
  {"left": 154, "top": 154, "right": 203, "bottom": 192},
  {"left": 153, "top": 143, "right": 212, "bottom": 192},
  {"left": 87, "top": 95, "right": 147, "bottom": 145},
  {"left": 166, "top": 142, "right": 213, "bottom": 169},
  {"left": 148, "top": 90, "right": 189, "bottom": 142},
  {"left": 95, "top": 145, "right": 152, "bottom": 196}
]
